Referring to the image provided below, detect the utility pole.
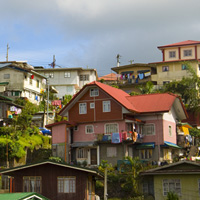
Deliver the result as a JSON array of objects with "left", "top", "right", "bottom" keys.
[
  {"left": 6, "top": 44, "right": 10, "bottom": 61},
  {"left": 46, "top": 78, "right": 50, "bottom": 125},
  {"left": 104, "top": 167, "right": 108, "bottom": 200},
  {"left": 53, "top": 55, "right": 56, "bottom": 68}
]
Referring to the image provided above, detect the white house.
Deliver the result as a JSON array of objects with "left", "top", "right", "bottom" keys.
[
  {"left": 34, "top": 67, "right": 97, "bottom": 99},
  {"left": 0, "top": 61, "right": 47, "bottom": 104}
]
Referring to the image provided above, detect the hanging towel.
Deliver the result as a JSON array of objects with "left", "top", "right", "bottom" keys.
[
  {"left": 138, "top": 73, "right": 144, "bottom": 80},
  {"left": 144, "top": 71, "right": 151, "bottom": 77},
  {"left": 112, "top": 133, "right": 122, "bottom": 143}
]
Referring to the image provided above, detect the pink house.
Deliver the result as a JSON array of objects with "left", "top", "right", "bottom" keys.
[{"left": 47, "top": 81, "right": 188, "bottom": 166}]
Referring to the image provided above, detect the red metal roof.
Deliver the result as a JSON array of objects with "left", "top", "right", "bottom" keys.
[
  {"left": 158, "top": 40, "right": 200, "bottom": 49},
  {"left": 98, "top": 73, "right": 118, "bottom": 81},
  {"left": 59, "top": 81, "right": 187, "bottom": 117},
  {"left": 127, "top": 93, "right": 178, "bottom": 113}
]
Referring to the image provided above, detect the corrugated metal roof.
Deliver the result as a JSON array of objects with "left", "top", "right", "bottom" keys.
[{"left": 0, "top": 63, "right": 12, "bottom": 68}]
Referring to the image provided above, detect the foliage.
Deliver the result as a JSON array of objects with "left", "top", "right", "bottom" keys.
[
  {"left": 49, "top": 156, "right": 64, "bottom": 163},
  {"left": 136, "top": 81, "right": 155, "bottom": 94},
  {"left": 166, "top": 192, "right": 179, "bottom": 200},
  {"left": 111, "top": 85, "right": 119, "bottom": 89},
  {"left": 163, "top": 62, "right": 200, "bottom": 109},
  {"left": 189, "top": 128, "right": 200, "bottom": 137},
  {"left": 62, "top": 94, "right": 72, "bottom": 106}
]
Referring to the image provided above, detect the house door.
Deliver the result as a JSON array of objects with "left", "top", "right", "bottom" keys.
[{"left": 90, "top": 148, "right": 97, "bottom": 165}]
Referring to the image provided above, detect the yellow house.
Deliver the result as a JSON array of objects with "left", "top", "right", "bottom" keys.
[
  {"left": 141, "top": 161, "right": 200, "bottom": 200},
  {"left": 151, "top": 40, "right": 200, "bottom": 87}
]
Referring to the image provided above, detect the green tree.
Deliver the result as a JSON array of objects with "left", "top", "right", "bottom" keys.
[
  {"left": 137, "top": 81, "right": 155, "bottom": 94},
  {"left": 163, "top": 62, "right": 200, "bottom": 109}
]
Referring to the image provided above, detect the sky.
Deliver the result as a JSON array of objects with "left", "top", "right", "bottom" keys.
[{"left": 0, "top": 0, "right": 200, "bottom": 77}]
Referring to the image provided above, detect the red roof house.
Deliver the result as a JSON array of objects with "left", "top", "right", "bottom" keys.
[{"left": 49, "top": 81, "right": 188, "bottom": 166}]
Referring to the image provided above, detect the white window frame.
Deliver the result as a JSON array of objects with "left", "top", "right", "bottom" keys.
[
  {"left": 90, "top": 102, "right": 95, "bottom": 109},
  {"left": 169, "top": 51, "right": 176, "bottom": 58},
  {"left": 184, "top": 49, "right": 192, "bottom": 57},
  {"left": 85, "top": 125, "right": 94, "bottom": 134},
  {"left": 142, "top": 124, "right": 155, "bottom": 136},
  {"left": 57, "top": 177, "right": 76, "bottom": 193},
  {"left": 90, "top": 88, "right": 99, "bottom": 97},
  {"left": 64, "top": 72, "right": 71, "bottom": 78},
  {"left": 107, "top": 147, "right": 117, "bottom": 157},
  {"left": 77, "top": 148, "right": 87, "bottom": 159},
  {"left": 163, "top": 179, "right": 181, "bottom": 196},
  {"left": 105, "top": 123, "right": 119, "bottom": 134},
  {"left": 103, "top": 101, "right": 111, "bottom": 112},
  {"left": 80, "top": 74, "right": 89, "bottom": 81},
  {"left": 79, "top": 103, "right": 87, "bottom": 114}
]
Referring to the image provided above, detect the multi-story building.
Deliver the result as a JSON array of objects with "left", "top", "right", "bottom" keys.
[
  {"left": 47, "top": 81, "right": 188, "bottom": 166},
  {"left": 151, "top": 40, "right": 200, "bottom": 87},
  {"left": 34, "top": 67, "right": 97, "bottom": 99},
  {"left": 0, "top": 61, "right": 47, "bottom": 105}
]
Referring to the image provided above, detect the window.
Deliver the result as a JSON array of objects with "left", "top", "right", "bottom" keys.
[
  {"left": 164, "top": 149, "right": 172, "bottom": 160},
  {"left": 90, "top": 102, "right": 95, "bottom": 109},
  {"left": 142, "top": 124, "right": 155, "bottom": 135},
  {"left": 36, "top": 80, "right": 39, "bottom": 88},
  {"left": 58, "top": 177, "right": 76, "bottom": 193},
  {"left": 140, "top": 149, "right": 152, "bottom": 159},
  {"left": 44, "top": 73, "right": 54, "bottom": 78},
  {"left": 163, "top": 179, "right": 181, "bottom": 196},
  {"left": 163, "top": 81, "right": 170, "bottom": 85},
  {"left": 105, "top": 123, "right": 119, "bottom": 134},
  {"left": 64, "top": 72, "right": 71, "bottom": 78},
  {"left": 169, "top": 125, "right": 172, "bottom": 137},
  {"left": 80, "top": 74, "right": 89, "bottom": 81},
  {"left": 107, "top": 147, "right": 117, "bottom": 157},
  {"left": 77, "top": 148, "right": 87, "bottom": 159},
  {"left": 12, "top": 91, "right": 20, "bottom": 97},
  {"left": 23, "top": 176, "right": 41, "bottom": 193},
  {"left": 90, "top": 88, "right": 99, "bottom": 97},
  {"left": 182, "top": 64, "right": 187, "bottom": 70},
  {"left": 79, "top": 103, "right": 87, "bottom": 114},
  {"left": 29, "top": 77, "right": 32, "bottom": 85},
  {"left": 103, "top": 101, "right": 111, "bottom": 112},
  {"left": 169, "top": 51, "right": 176, "bottom": 58},
  {"left": 74, "top": 126, "right": 78, "bottom": 131},
  {"left": 143, "top": 182, "right": 149, "bottom": 194},
  {"left": 85, "top": 125, "right": 94, "bottom": 134},
  {"left": 4, "top": 74, "right": 10, "bottom": 79},
  {"left": 184, "top": 49, "right": 192, "bottom": 57},
  {"left": 162, "top": 66, "right": 169, "bottom": 72}
]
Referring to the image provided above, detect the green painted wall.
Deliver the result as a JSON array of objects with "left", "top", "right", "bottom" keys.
[{"left": 154, "top": 174, "right": 200, "bottom": 200}]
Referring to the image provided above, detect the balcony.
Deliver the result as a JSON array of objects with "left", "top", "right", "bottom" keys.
[{"left": 95, "top": 132, "right": 143, "bottom": 143}]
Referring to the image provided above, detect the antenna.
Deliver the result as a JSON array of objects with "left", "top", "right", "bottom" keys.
[
  {"left": 48, "top": 55, "right": 62, "bottom": 68},
  {"left": 129, "top": 60, "right": 134, "bottom": 64},
  {"left": 6, "top": 44, "right": 10, "bottom": 61},
  {"left": 116, "top": 54, "right": 121, "bottom": 67}
]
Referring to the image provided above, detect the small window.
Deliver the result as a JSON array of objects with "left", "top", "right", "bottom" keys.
[
  {"left": 107, "top": 147, "right": 117, "bottom": 157},
  {"left": 184, "top": 49, "right": 192, "bottom": 57},
  {"left": 45, "top": 73, "right": 54, "bottom": 78},
  {"left": 105, "top": 123, "right": 119, "bottom": 134},
  {"left": 74, "top": 126, "right": 78, "bottom": 131},
  {"left": 169, "top": 51, "right": 176, "bottom": 58},
  {"left": 23, "top": 176, "right": 41, "bottom": 193},
  {"left": 169, "top": 125, "right": 172, "bottom": 137},
  {"left": 58, "top": 177, "right": 76, "bottom": 193},
  {"left": 162, "top": 66, "right": 169, "bottom": 72},
  {"left": 29, "top": 77, "right": 32, "bottom": 85},
  {"left": 90, "top": 102, "right": 95, "bottom": 109},
  {"left": 4, "top": 74, "right": 10, "bottom": 79},
  {"left": 103, "top": 101, "right": 111, "bottom": 112},
  {"left": 80, "top": 74, "right": 89, "bottom": 81},
  {"left": 140, "top": 149, "right": 152, "bottom": 159},
  {"left": 79, "top": 103, "right": 87, "bottom": 114},
  {"left": 182, "top": 64, "right": 187, "bottom": 70},
  {"left": 85, "top": 125, "right": 94, "bottom": 134},
  {"left": 36, "top": 80, "right": 39, "bottom": 88},
  {"left": 163, "top": 179, "right": 181, "bottom": 196},
  {"left": 64, "top": 72, "right": 71, "bottom": 78},
  {"left": 90, "top": 88, "right": 99, "bottom": 97},
  {"left": 77, "top": 148, "right": 87, "bottom": 159},
  {"left": 142, "top": 124, "right": 155, "bottom": 135}
]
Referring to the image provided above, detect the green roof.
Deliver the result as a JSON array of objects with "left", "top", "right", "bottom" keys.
[{"left": 0, "top": 192, "right": 49, "bottom": 200}]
